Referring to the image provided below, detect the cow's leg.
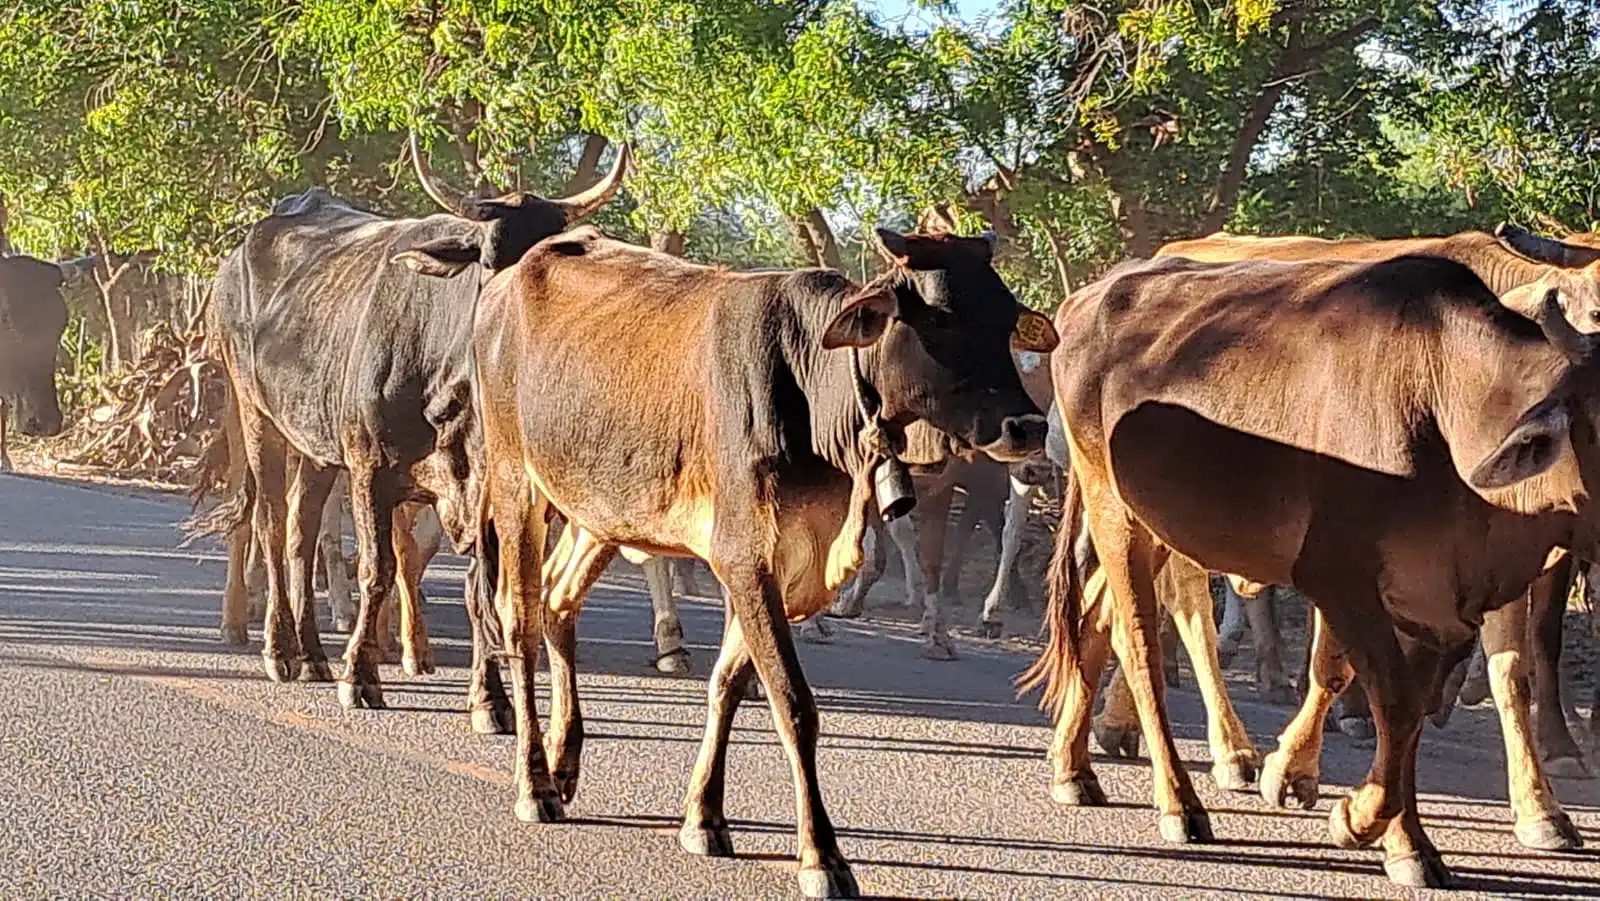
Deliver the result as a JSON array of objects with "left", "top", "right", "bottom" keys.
[
  {"left": 715, "top": 552, "right": 855, "bottom": 898},
  {"left": 1163, "top": 559, "right": 1259, "bottom": 792},
  {"left": 336, "top": 466, "right": 402, "bottom": 710},
  {"left": 542, "top": 523, "right": 615, "bottom": 805},
  {"left": 491, "top": 481, "right": 562, "bottom": 823},
  {"left": 1243, "top": 587, "right": 1293, "bottom": 704},
  {"left": 244, "top": 532, "right": 267, "bottom": 622},
  {"left": 1095, "top": 659, "right": 1143, "bottom": 759},
  {"left": 393, "top": 504, "right": 435, "bottom": 677},
  {"left": 220, "top": 512, "right": 253, "bottom": 646},
  {"left": 979, "top": 475, "right": 1032, "bottom": 637},
  {"left": 911, "top": 493, "right": 954, "bottom": 660},
  {"left": 465, "top": 525, "right": 512, "bottom": 735},
  {"left": 283, "top": 451, "right": 336, "bottom": 681},
  {"left": 240, "top": 412, "right": 299, "bottom": 684},
  {"left": 1089, "top": 507, "right": 1209, "bottom": 843},
  {"left": 642, "top": 557, "right": 692, "bottom": 674},
  {"left": 1482, "top": 593, "right": 1584, "bottom": 850},
  {"left": 1216, "top": 576, "right": 1247, "bottom": 666},
  {"left": 681, "top": 599, "right": 755, "bottom": 859},
  {"left": 1261, "top": 609, "right": 1349, "bottom": 810},
  {"left": 0, "top": 399, "right": 11, "bottom": 472},
  {"left": 828, "top": 519, "right": 883, "bottom": 619},
  {"left": 1458, "top": 641, "right": 1490, "bottom": 706},
  {"left": 1049, "top": 566, "right": 1115, "bottom": 806},
  {"left": 321, "top": 473, "right": 356, "bottom": 632},
  {"left": 1377, "top": 708, "right": 1449, "bottom": 888},
  {"left": 1528, "top": 561, "right": 1590, "bottom": 779},
  {"left": 670, "top": 558, "right": 706, "bottom": 598}
]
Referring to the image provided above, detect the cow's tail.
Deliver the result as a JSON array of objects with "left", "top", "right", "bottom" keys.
[
  {"left": 182, "top": 464, "right": 255, "bottom": 547},
  {"left": 182, "top": 378, "right": 250, "bottom": 545},
  {"left": 1016, "top": 461, "right": 1083, "bottom": 717}
]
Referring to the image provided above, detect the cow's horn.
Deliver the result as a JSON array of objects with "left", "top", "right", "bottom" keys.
[
  {"left": 1497, "top": 222, "right": 1600, "bottom": 269},
  {"left": 1537, "top": 288, "right": 1597, "bottom": 364},
  {"left": 554, "top": 142, "right": 630, "bottom": 223},
  {"left": 410, "top": 131, "right": 467, "bottom": 214}
]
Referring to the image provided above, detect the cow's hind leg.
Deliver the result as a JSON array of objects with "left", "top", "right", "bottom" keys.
[
  {"left": 1244, "top": 587, "right": 1293, "bottom": 704},
  {"left": 336, "top": 466, "right": 403, "bottom": 710},
  {"left": 284, "top": 452, "right": 337, "bottom": 681},
  {"left": 394, "top": 503, "right": 435, "bottom": 677},
  {"left": 1482, "top": 593, "right": 1584, "bottom": 851},
  {"left": 1049, "top": 566, "right": 1114, "bottom": 806},
  {"left": 321, "top": 473, "right": 357, "bottom": 632},
  {"left": 1528, "top": 562, "right": 1590, "bottom": 779},
  {"left": 239, "top": 411, "right": 298, "bottom": 684},
  {"left": 828, "top": 519, "right": 883, "bottom": 619},
  {"left": 645, "top": 557, "right": 691, "bottom": 674},
  {"left": 465, "top": 525, "right": 512, "bottom": 735},
  {"left": 1261, "top": 609, "right": 1348, "bottom": 810},
  {"left": 542, "top": 522, "right": 616, "bottom": 804},
  {"left": 1088, "top": 502, "right": 1209, "bottom": 843},
  {"left": 1162, "top": 558, "right": 1258, "bottom": 791}
]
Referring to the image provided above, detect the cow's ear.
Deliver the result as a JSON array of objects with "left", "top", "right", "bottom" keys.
[
  {"left": 822, "top": 287, "right": 897, "bottom": 349},
  {"left": 1468, "top": 400, "right": 1571, "bottom": 490},
  {"left": 1013, "top": 309, "right": 1059, "bottom": 353},
  {"left": 391, "top": 237, "right": 480, "bottom": 278}
]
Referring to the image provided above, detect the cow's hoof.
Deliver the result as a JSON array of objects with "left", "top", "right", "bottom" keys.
[
  {"left": 1458, "top": 675, "right": 1490, "bottom": 707},
  {"left": 678, "top": 821, "right": 735, "bottom": 858},
  {"left": 1050, "top": 774, "right": 1107, "bottom": 807},
  {"left": 799, "top": 621, "right": 834, "bottom": 644},
  {"left": 1428, "top": 703, "right": 1457, "bottom": 729},
  {"left": 1384, "top": 850, "right": 1453, "bottom": 888},
  {"left": 337, "top": 678, "right": 385, "bottom": 710},
  {"left": 262, "top": 653, "right": 298, "bottom": 684},
  {"left": 1211, "top": 757, "right": 1258, "bottom": 793},
  {"left": 1545, "top": 755, "right": 1593, "bottom": 781},
  {"left": 1260, "top": 751, "right": 1319, "bottom": 810},
  {"left": 1327, "top": 797, "right": 1376, "bottom": 850},
  {"left": 826, "top": 596, "right": 864, "bottom": 620},
  {"left": 921, "top": 639, "right": 957, "bottom": 661},
  {"left": 1216, "top": 637, "right": 1240, "bottom": 668},
  {"left": 552, "top": 767, "right": 581, "bottom": 806},
  {"left": 299, "top": 659, "right": 335, "bottom": 683},
  {"left": 978, "top": 618, "right": 1004, "bottom": 639},
  {"left": 1515, "top": 812, "right": 1584, "bottom": 851},
  {"left": 1158, "top": 808, "right": 1214, "bottom": 844},
  {"left": 653, "top": 649, "right": 693, "bottom": 676},
  {"left": 1093, "top": 722, "right": 1141, "bottom": 759},
  {"left": 1336, "top": 716, "right": 1375, "bottom": 742},
  {"left": 797, "top": 866, "right": 859, "bottom": 900},
  {"left": 470, "top": 703, "right": 515, "bottom": 736},
  {"left": 744, "top": 679, "right": 765, "bottom": 701},
  {"left": 220, "top": 624, "right": 249, "bottom": 646},
  {"left": 333, "top": 614, "right": 355, "bottom": 633},
  {"left": 1261, "top": 683, "right": 1296, "bottom": 707},
  {"left": 402, "top": 654, "right": 435, "bottom": 678},
  {"left": 514, "top": 794, "right": 566, "bottom": 824}
]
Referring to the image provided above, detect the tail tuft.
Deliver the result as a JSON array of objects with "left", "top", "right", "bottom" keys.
[{"left": 1016, "top": 463, "right": 1083, "bottom": 718}]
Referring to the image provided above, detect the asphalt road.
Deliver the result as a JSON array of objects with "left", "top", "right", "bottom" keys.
[{"left": 2, "top": 472, "right": 1598, "bottom": 900}]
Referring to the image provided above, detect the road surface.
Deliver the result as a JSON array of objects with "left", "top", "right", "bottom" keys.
[{"left": 1, "top": 472, "right": 1597, "bottom": 899}]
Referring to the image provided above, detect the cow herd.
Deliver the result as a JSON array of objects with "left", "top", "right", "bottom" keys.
[{"left": 4, "top": 145, "right": 1600, "bottom": 898}]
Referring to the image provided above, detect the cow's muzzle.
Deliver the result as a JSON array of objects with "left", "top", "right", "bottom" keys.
[{"left": 977, "top": 413, "right": 1048, "bottom": 463}]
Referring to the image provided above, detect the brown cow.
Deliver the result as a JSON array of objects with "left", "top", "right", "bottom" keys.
[
  {"left": 1029, "top": 252, "right": 1600, "bottom": 888},
  {"left": 417, "top": 224, "right": 1055, "bottom": 899},
  {"left": 1157, "top": 226, "right": 1598, "bottom": 848}
]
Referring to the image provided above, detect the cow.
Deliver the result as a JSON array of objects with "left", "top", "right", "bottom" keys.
[
  {"left": 1028, "top": 251, "right": 1600, "bottom": 888},
  {"left": 197, "top": 140, "right": 628, "bottom": 731},
  {"left": 0, "top": 253, "right": 95, "bottom": 471},
  {"left": 420, "top": 223, "right": 1054, "bottom": 899},
  {"left": 1157, "top": 225, "right": 1600, "bottom": 843}
]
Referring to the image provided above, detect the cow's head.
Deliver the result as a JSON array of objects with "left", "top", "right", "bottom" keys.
[
  {"left": 1495, "top": 224, "right": 1600, "bottom": 332},
  {"left": 392, "top": 136, "right": 630, "bottom": 277},
  {"left": 0, "top": 255, "right": 70, "bottom": 437},
  {"left": 822, "top": 229, "right": 1059, "bottom": 463}
]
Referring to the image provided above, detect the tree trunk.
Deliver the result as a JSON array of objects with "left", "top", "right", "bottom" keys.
[
  {"left": 1042, "top": 228, "right": 1075, "bottom": 301},
  {"left": 1114, "top": 190, "right": 1155, "bottom": 259},
  {"left": 566, "top": 135, "right": 609, "bottom": 194},
  {"left": 650, "top": 230, "right": 686, "bottom": 256},
  {"left": 789, "top": 208, "right": 843, "bottom": 270}
]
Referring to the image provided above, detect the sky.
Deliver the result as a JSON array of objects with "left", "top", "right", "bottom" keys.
[{"left": 865, "top": 0, "right": 1003, "bottom": 31}]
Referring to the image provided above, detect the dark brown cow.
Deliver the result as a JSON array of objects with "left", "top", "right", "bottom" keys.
[
  {"left": 1028, "top": 253, "right": 1600, "bottom": 888},
  {"left": 0, "top": 253, "right": 94, "bottom": 470},
  {"left": 199, "top": 145, "right": 626, "bottom": 720},
  {"left": 414, "top": 225, "right": 1055, "bottom": 899}
]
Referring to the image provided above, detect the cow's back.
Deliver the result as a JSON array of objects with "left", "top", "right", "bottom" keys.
[{"left": 217, "top": 192, "right": 480, "bottom": 465}]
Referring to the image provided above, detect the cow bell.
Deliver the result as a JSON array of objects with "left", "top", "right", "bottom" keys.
[{"left": 874, "top": 456, "right": 916, "bottom": 522}]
